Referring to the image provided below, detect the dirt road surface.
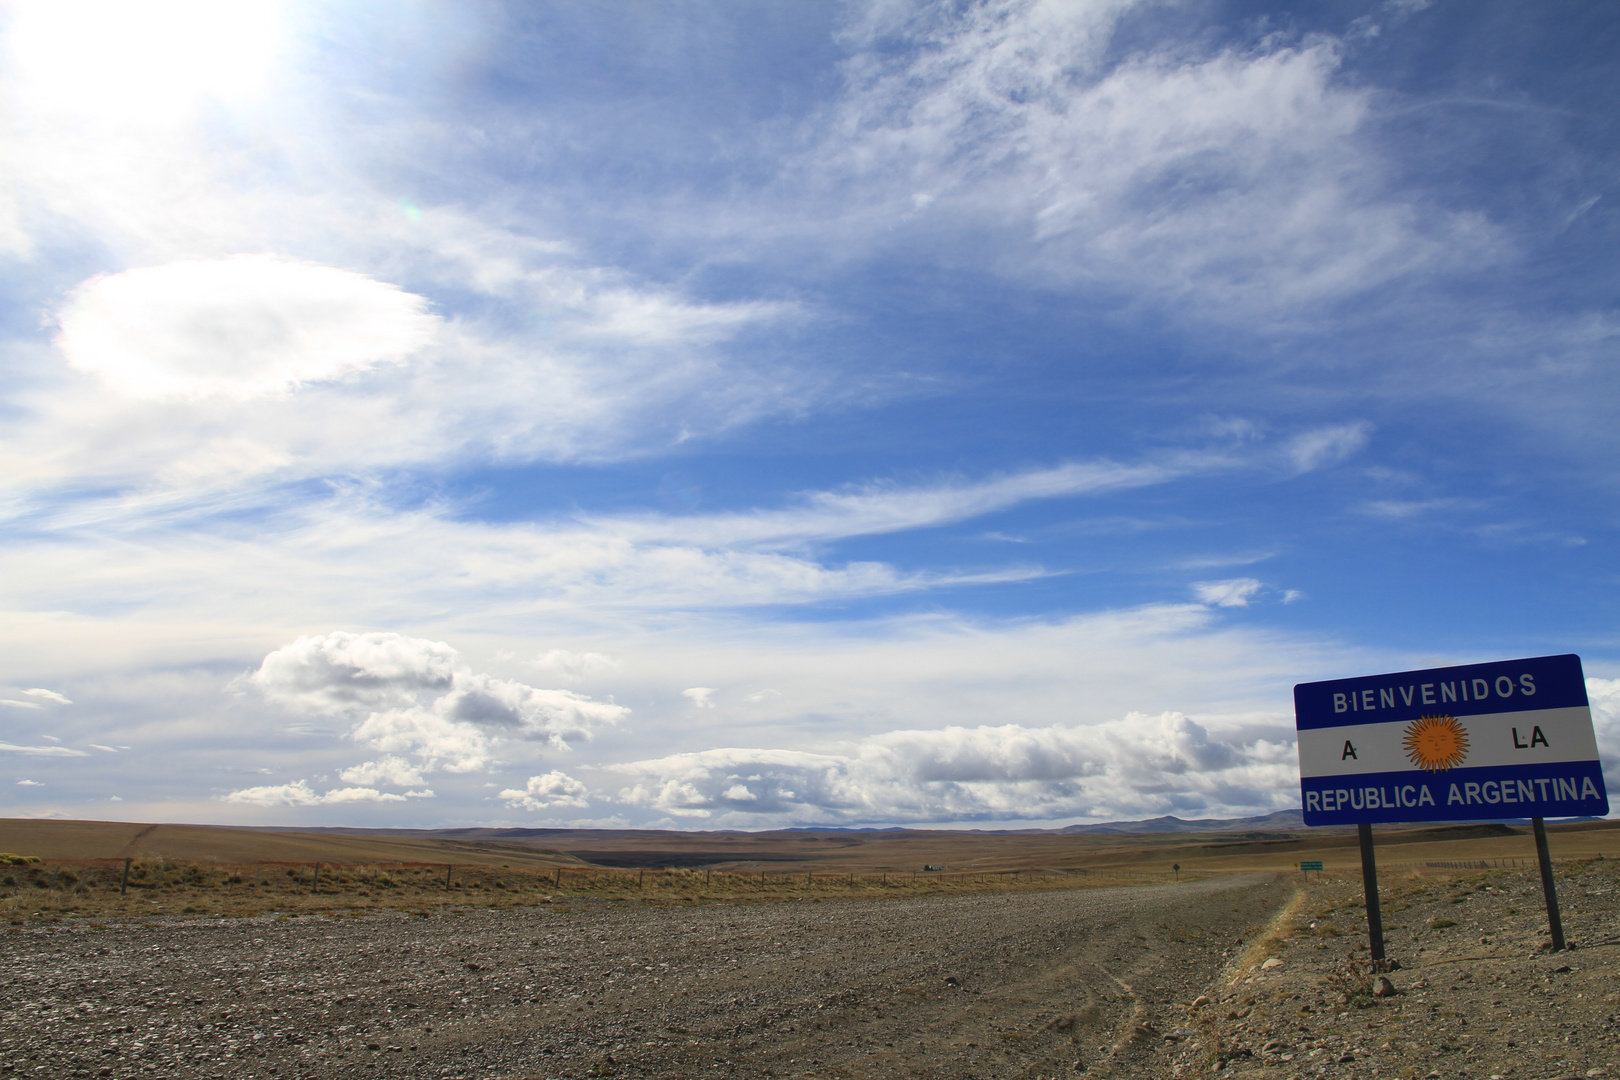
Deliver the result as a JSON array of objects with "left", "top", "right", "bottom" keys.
[{"left": 4, "top": 873, "right": 1289, "bottom": 1079}]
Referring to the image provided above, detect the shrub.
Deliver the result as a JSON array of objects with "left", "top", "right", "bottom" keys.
[{"left": 1429, "top": 917, "right": 1456, "bottom": 929}]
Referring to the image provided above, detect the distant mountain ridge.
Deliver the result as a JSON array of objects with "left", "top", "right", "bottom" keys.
[
  {"left": 1056, "top": 809, "right": 1306, "bottom": 834},
  {"left": 780, "top": 810, "right": 1309, "bottom": 835}
]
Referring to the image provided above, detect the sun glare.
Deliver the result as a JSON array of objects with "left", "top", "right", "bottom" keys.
[
  {"left": 1403, "top": 714, "right": 1470, "bottom": 773},
  {"left": 6, "top": 0, "right": 287, "bottom": 124}
]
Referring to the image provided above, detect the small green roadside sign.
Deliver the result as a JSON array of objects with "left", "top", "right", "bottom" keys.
[{"left": 1299, "top": 861, "right": 1324, "bottom": 871}]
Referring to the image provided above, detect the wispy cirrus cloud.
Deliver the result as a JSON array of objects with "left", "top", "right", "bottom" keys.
[
  {"left": 792, "top": 0, "right": 1499, "bottom": 324},
  {"left": 1192, "top": 578, "right": 1265, "bottom": 608},
  {"left": 0, "top": 431, "right": 1363, "bottom": 627},
  {"left": 0, "top": 742, "right": 89, "bottom": 757}
]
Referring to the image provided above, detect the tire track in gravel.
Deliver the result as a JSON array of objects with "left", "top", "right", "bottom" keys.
[{"left": 3, "top": 872, "right": 1288, "bottom": 1079}]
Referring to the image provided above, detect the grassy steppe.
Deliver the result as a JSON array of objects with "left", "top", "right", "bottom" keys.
[{"left": 1, "top": 815, "right": 1615, "bottom": 925}]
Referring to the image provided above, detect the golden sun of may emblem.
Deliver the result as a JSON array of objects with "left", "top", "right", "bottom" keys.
[{"left": 1404, "top": 714, "right": 1470, "bottom": 773}]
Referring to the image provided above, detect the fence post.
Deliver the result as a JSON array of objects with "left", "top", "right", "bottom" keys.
[
  {"left": 120, "top": 858, "right": 132, "bottom": 896},
  {"left": 639, "top": 870, "right": 644, "bottom": 890},
  {"left": 445, "top": 864, "right": 452, "bottom": 890},
  {"left": 312, "top": 863, "right": 320, "bottom": 894}
]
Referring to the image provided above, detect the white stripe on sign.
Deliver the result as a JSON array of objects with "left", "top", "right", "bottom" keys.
[{"left": 1298, "top": 705, "right": 1597, "bottom": 778}]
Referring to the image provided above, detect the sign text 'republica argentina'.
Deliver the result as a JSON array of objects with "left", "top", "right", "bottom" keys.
[{"left": 1295, "top": 654, "right": 1608, "bottom": 826}]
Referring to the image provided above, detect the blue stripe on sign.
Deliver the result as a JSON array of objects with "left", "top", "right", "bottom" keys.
[
  {"left": 1294, "top": 654, "right": 1587, "bottom": 731},
  {"left": 1300, "top": 759, "right": 1609, "bottom": 826}
]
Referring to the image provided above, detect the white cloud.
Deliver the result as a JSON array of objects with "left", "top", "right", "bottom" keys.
[
  {"left": 0, "top": 741, "right": 89, "bottom": 757},
  {"left": 531, "top": 650, "right": 622, "bottom": 680},
  {"left": 56, "top": 256, "right": 439, "bottom": 402},
  {"left": 1192, "top": 578, "right": 1263, "bottom": 608},
  {"left": 338, "top": 756, "right": 427, "bottom": 788},
  {"left": 15, "top": 779, "right": 42, "bottom": 786},
  {"left": 808, "top": 1, "right": 1498, "bottom": 323},
  {"left": 21, "top": 688, "right": 71, "bottom": 704},
  {"left": 683, "top": 687, "right": 716, "bottom": 709},
  {"left": 245, "top": 631, "right": 626, "bottom": 773},
  {"left": 222, "top": 779, "right": 408, "bottom": 806},
  {"left": 2, "top": 264, "right": 807, "bottom": 500},
  {"left": 0, "top": 452, "right": 1237, "bottom": 626},
  {"left": 88, "top": 744, "right": 117, "bottom": 752},
  {"left": 0, "top": 700, "right": 42, "bottom": 710},
  {"left": 617, "top": 712, "right": 1296, "bottom": 825},
  {"left": 1284, "top": 423, "right": 1372, "bottom": 473},
  {"left": 1585, "top": 678, "right": 1620, "bottom": 783},
  {"left": 609, "top": 457, "right": 1221, "bottom": 550},
  {"left": 499, "top": 770, "right": 590, "bottom": 811},
  {"left": 1354, "top": 497, "right": 1481, "bottom": 520}
]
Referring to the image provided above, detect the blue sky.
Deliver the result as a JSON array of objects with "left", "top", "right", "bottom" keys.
[{"left": 3, "top": 0, "right": 1618, "bottom": 829}]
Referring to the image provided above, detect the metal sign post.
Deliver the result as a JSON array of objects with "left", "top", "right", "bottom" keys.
[
  {"left": 1356, "top": 823, "right": 1386, "bottom": 964},
  {"left": 1531, "top": 816, "right": 1566, "bottom": 951},
  {"left": 1296, "top": 654, "right": 1606, "bottom": 959}
]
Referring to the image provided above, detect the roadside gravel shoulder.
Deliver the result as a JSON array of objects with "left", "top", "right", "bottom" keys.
[{"left": 1155, "top": 858, "right": 1620, "bottom": 1079}]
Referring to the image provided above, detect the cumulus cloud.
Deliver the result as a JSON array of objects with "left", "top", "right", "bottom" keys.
[
  {"left": 1586, "top": 678, "right": 1620, "bottom": 781},
  {"left": 223, "top": 780, "right": 409, "bottom": 806},
  {"left": 339, "top": 756, "right": 427, "bottom": 788},
  {"left": 21, "top": 688, "right": 71, "bottom": 704},
  {"left": 55, "top": 256, "right": 438, "bottom": 401},
  {"left": 682, "top": 688, "right": 716, "bottom": 709},
  {"left": 499, "top": 770, "right": 590, "bottom": 811},
  {"left": 1192, "top": 578, "right": 1263, "bottom": 608},
  {"left": 617, "top": 713, "right": 1296, "bottom": 825},
  {"left": 245, "top": 631, "right": 626, "bottom": 774}
]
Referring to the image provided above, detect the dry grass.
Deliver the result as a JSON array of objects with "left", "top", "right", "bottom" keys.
[
  {"left": 3, "top": 815, "right": 1615, "bottom": 926},
  {"left": 0, "top": 856, "right": 1181, "bottom": 925}
]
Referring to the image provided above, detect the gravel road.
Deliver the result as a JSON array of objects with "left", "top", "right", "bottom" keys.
[{"left": 5, "top": 873, "right": 1288, "bottom": 1079}]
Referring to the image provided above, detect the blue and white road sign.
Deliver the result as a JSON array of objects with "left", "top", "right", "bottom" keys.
[{"left": 1296, "top": 654, "right": 1608, "bottom": 826}]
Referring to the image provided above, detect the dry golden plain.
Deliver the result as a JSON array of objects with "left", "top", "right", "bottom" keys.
[
  {"left": 6, "top": 815, "right": 1620, "bottom": 876},
  {"left": 1, "top": 814, "right": 1616, "bottom": 926}
]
